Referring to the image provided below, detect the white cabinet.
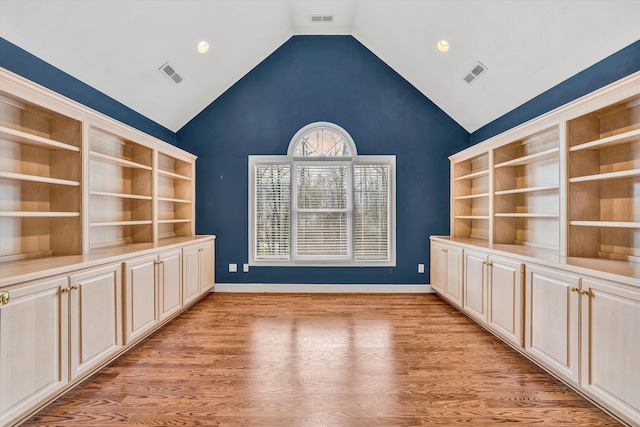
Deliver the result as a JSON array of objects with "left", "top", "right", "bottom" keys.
[
  {"left": 463, "top": 249, "right": 524, "bottom": 347},
  {"left": 123, "top": 250, "right": 183, "bottom": 344},
  {"left": 0, "top": 263, "right": 122, "bottom": 427},
  {"left": 198, "top": 240, "right": 215, "bottom": 294},
  {"left": 487, "top": 255, "right": 524, "bottom": 347},
  {"left": 463, "top": 249, "right": 488, "bottom": 322},
  {"left": 183, "top": 239, "right": 215, "bottom": 306},
  {"left": 430, "top": 241, "right": 462, "bottom": 307},
  {"left": 123, "top": 254, "right": 158, "bottom": 344},
  {"left": 580, "top": 277, "right": 640, "bottom": 425},
  {"left": 0, "top": 277, "right": 68, "bottom": 427},
  {"left": 526, "top": 267, "right": 640, "bottom": 425},
  {"left": 158, "top": 248, "right": 183, "bottom": 322},
  {"left": 525, "top": 264, "right": 580, "bottom": 383},
  {"left": 69, "top": 264, "right": 122, "bottom": 379}
]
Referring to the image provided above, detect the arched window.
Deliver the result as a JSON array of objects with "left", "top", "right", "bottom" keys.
[{"left": 249, "top": 122, "right": 395, "bottom": 266}]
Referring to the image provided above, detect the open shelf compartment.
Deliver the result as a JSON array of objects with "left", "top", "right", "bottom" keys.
[{"left": 0, "top": 90, "right": 83, "bottom": 261}]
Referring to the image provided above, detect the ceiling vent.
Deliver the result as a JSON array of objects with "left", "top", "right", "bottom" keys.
[
  {"left": 463, "top": 62, "right": 487, "bottom": 84},
  {"left": 310, "top": 14, "right": 334, "bottom": 23},
  {"left": 159, "top": 62, "right": 184, "bottom": 85}
]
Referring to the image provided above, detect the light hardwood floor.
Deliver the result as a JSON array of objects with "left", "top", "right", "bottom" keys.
[{"left": 21, "top": 293, "right": 621, "bottom": 426}]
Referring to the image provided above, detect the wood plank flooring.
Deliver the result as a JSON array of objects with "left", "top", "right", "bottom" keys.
[{"left": 21, "top": 293, "right": 621, "bottom": 426}]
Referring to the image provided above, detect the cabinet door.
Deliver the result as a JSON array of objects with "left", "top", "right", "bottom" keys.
[
  {"left": 124, "top": 254, "right": 158, "bottom": 344},
  {"left": 525, "top": 265, "right": 579, "bottom": 383},
  {"left": 430, "top": 242, "right": 446, "bottom": 294},
  {"left": 198, "top": 241, "right": 215, "bottom": 295},
  {"left": 463, "top": 249, "right": 487, "bottom": 323},
  {"left": 581, "top": 278, "right": 640, "bottom": 425},
  {"left": 0, "top": 278, "right": 69, "bottom": 427},
  {"left": 69, "top": 264, "right": 122, "bottom": 379},
  {"left": 159, "top": 248, "right": 183, "bottom": 322},
  {"left": 183, "top": 245, "right": 201, "bottom": 305},
  {"left": 487, "top": 256, "right": 523, "bottom": 347},
  {"left": 443, "top": 246, "right": 463, "bottom": 308}
]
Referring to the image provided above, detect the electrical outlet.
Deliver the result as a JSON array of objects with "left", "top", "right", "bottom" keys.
[
  {"left": 418, "top": 263, "right": 425, "bottom": 273},
  {"left": 228, "top": 263, "right": 237, "bottom": 273},
  {"left": 243, "top": 263, "right": 249, "bottom": 272}
]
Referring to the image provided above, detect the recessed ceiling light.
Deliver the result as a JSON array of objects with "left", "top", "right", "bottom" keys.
[
  {"left": 197, "top": 41, "right": 209, "bottom": 54},
  {"left": 437, "top": 40, "right": 449, "bottom": 53}
]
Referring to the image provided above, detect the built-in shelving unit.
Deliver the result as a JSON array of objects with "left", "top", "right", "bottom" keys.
[
  {"left": 0, "top": 68, "right": 198, "bottom": 262},
  {"left": 452, "top": 152, "right": 490, "bottom": 240},
  {"left": 89, "top": 127, "right": 154, "bottom": 249},
  {"left": 0, "top": 90, "right": 82, "bottom": 262},
  {"left": 493, "top": 126, "right": 560, "bottom": 250},
  {"left": 567, "top": 93, "right": 640, "bottom": 262},
  {"left": 447, "top": 71, "right": 639, "bottom": 272},
  {"left": 157, "top": 152, "right": 193, "bottom": 240}
]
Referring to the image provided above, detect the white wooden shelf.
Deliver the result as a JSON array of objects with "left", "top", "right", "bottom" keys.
[
  {"left": 157, "top": 169, "right": 192, "bottom": 181},
  {"left": 90, "top": 220, "right": 153, "bottom": 227},
  {"left": 569, "top": 128, "right": 640, "bottom": 152},
  {"left": 0, "top": 171, "right": 80, "bottom": 186},
  {"left": 0, "top": 125, "right": 80, "bottom": 152},
  {"left": 454, "top": 215, "right": 490, "bottom": 220},
  {"left": 495, "top": 213, "right": 559, "bottom": 218},
  {"left": 494, "top": 147, "right": 559, "bottom": 168},
  {"left": 570, "top": 221, "right": 640, "bottom": 229},
  {"left": 158, "top": 219, "right": 192, "bottom": 224},
  {"left": 453, "top": 193, "right": 489, "bottom": 200},
  {"left": 495, "top": 185, "right": 559, "bottom": 196},
  {"left": 569, "top": 168, "right": 640, "bottom": 183},
  {"left": 158, "top": 196, "right": 191, "bottom": 204},
  {"left": 90, "top": 191, "right": 152, "bottom": 200},
  {"left": 454, "top": 169, "right": 489, "bottom": 181},
  {"left": 0, "top": 211, "right": 80, "bottom": 218},
  {"left": 90, "top": 151, "right": 152, "bottom": 170}
]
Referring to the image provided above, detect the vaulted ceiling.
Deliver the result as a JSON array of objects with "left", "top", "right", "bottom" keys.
[{"left": 1, "top": 0, "right": 639, "bottom": 133}]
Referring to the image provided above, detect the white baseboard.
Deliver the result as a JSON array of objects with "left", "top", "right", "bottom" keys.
[{"left": 212, "top": 283, "right": 433, "bottom": 293}]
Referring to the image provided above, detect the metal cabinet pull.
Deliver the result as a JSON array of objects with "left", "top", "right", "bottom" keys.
[{"left": 0, "top": 291, "right": 9, "bottom": 305}]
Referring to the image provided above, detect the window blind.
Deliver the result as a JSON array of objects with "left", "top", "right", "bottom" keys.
[
  {"left": 255, "top": 164, "right": 290, "bottom": 259},
  {"left": 294, "top": 163, "right": 350, "bottom": 258},
  {"left": 354, "top": 164, "right": 390, "bottom": 260}
]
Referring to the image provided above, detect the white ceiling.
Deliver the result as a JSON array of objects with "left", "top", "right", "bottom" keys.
[{"left": 1, "top": 0, "right": 639, "bottom": 133}]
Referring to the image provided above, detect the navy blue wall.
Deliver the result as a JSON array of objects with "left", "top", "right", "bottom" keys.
[
  {"left": 176, "top": 36, "right": 470, "bottom": 284},
  {"left": 471, "top": 40, "right": 640, "bottom": 144},
  {"left": 0, "top": 37, "right": 176, "bottom": 144}
]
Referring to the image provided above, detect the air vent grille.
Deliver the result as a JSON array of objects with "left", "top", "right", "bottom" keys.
[
  {"left": 159, "top": 62, "right": 184, "bottom": 85},
  {"left": 310, "top": 14, "right": 334, "bottom": 23},
  {"left": 463, "top": 62, "right": 487, "bottom": 84}
]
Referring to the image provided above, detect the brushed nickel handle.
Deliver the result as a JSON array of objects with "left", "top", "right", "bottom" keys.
[{"left": 0, "top": 291, "right": 9, "bottom": 305}]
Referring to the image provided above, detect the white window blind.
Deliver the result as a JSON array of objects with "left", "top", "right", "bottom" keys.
[
  {"left": 255, "top": 164, "right": 290, "bottom": 259},
  {"left": 249, "top": 122, "right": 395, "bottom": 266},
  {"left": 294, "top": 163, "right": 350, "bottom": 259},
  {"left": 354, "top": 164, "right": 390, "bottom": 260}
]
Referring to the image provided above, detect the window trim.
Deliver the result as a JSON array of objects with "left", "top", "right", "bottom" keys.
[{"left": 248, "top": 122, "right": 396, "bottom": 267}]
